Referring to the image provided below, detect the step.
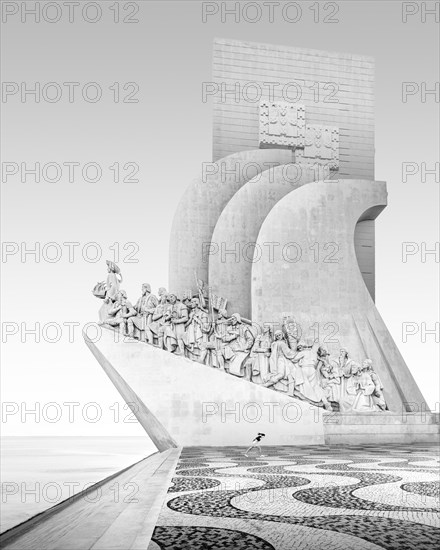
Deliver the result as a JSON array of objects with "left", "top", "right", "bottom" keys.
[
  {"left": 322, "top": 412, "right": 439, "bottom": 425},
  {"left": 323, "top": 412, "right": 440, "bottom": 445}
]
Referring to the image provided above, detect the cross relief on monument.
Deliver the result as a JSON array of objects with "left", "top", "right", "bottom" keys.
[
  {"left": 259, "top": 101, "right": 306, "bottom": 147},
  {"left": 259, "top": 101, "right": 340, "bottom": 170}
]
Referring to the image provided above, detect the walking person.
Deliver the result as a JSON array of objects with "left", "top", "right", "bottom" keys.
[{"left": 244, "top": 433, "right": 266, "bottom": 457}]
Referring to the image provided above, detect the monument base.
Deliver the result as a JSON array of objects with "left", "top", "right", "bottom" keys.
[
  {"left": 85, "top": 328, "right": 439, "bottom": 447},
  {"left": 85, "top": 328, "right": 324, "bottom": 447},
  {"left": 323, "top": 411, "right": 440, "bottom": 445}
]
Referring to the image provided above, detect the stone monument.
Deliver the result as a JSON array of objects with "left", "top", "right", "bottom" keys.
[{"left": 86, "top": 39, "right": 438, "bottom": 447}]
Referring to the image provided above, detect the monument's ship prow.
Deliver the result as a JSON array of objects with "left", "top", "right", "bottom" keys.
[
  {"left": 84, "top": 327, "right": 325, "bottom": 449},
  {"left": 84, "top": 327, "right": 439, "bottom": 448},
  {"left": 86, "top": 40, "right": 438, "bottom": 447}
]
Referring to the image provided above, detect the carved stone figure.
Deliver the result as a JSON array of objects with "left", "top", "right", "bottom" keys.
[
  {"left": 336, "top": 348, "right": 359, "bottom": 412},
  {"left": 162, "top": 293, "right": 189, "bottom": 355},
  {"left": 158, "top": 287, "right": 167, "bottom": 300},
  {"left": 209, "top": 292, "right": 228, "bottom": 314},
  {"left": 340, "top": 362, "right": 361, "bottom": 412},
  {"left": 221, "top": 313, "right": 254, "bottom": 377},
  {"left": 95, "top": 260, "right": 123, "bottom": 322},
  {"left": 92, "top": 281, "right": 106, "bottom": 300},
  {"left": 352, "top": 360, "right": 385, "bottom": 412},
  {"left": 194, "top": 276, "right": 208, "bottom": 310},
  {"left": 145, "top": 291, "right": 170, "bottom": 346},
  {"left": 290, "top": 340, "right": 332, "bottom": 410},
  {"left": 282, "top": 315, "right": 299, "bottom": 351},
  {"left": 250, "top": 324, "right": 273, "bottom": 384},
  {"left": 104, "top": 290, "right": 136, "bottom": 335},
  {"left": 92, "top": 267, "right": 391, "bottom": 413},
  {"left": 181, "top": 289, "right": 193, "bottom": 310},
  {"left": 183, "top": 297, "right": 211, "bottom": 361},
  {"left": 211, "top": 308, "right": 229, "bottom": 369},
  {"left": 105, "top": 260, "right": 122, "bottom": 302},
  {"left": 318, "top": 347, "right": 342, "bottom": 403},
  {"left": 159, "top": 309, "right": 177, "bottom": 352},
  {"left": 364, "top": 359, "right": 387, "bottom": 411},
  {"left": 264, "top": 330, "right": 300, "bottom": 392},
  {"left": 126, "top": 283, "right": 158, "bottom": 341}
]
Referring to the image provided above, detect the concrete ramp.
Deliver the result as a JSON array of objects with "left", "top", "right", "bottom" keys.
[
  {"left": 85, "top": 328, "right": 325, "bottom": 446},
  {"left": 0, "top": 448, "right": 181, "bottom": 550},
  {"left": 85, "top": 332, "right": 178, "bottom": 452}
]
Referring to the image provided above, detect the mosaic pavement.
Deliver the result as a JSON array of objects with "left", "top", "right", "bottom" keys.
[{"left": 149, "top": 445, "right": 440, "bottom": 550}]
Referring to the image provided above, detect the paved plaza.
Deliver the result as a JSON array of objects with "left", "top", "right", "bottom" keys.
[{"left": 150, "top": 445, "right": 440, "bottom": 550}]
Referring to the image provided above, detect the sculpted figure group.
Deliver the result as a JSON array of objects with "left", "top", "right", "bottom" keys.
[{"left": 92, "top": 261, "right": 388, "bottom": 413}]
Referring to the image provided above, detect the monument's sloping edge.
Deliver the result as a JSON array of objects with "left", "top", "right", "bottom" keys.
[
  {"left": 84, "top": 331, "right": 178, "bottom": 451},
  {"left": 87, "top": 328, "right": 325, "bottom": 446},
  {"left": 353, "top": 310, "right": 429, "bottom": 412},
  {"left": 0, "top": 448, "right": 181, "bottom": 550},
  {"left": 251, "top": 179, "right": 430, "bottom": 413}
]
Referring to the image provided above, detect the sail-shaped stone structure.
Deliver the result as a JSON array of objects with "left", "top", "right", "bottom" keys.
[{"left": 88, "top": 39, "right": 437, "bottom": 446}]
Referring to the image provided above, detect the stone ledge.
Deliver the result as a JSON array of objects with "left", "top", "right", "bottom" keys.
[{"left": 322, "top": 412, "right": 439, "bottom": 425}]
